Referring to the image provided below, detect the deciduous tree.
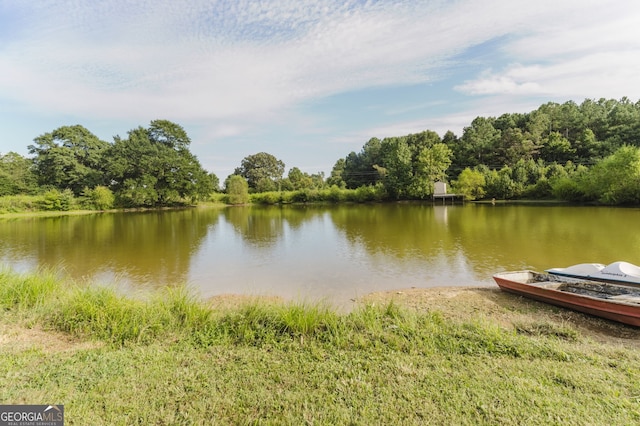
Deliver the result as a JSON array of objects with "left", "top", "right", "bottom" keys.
[
  {"left": 105, "top": 120, "right": 212, "bottom": 207},
  {"left": 28, "top": 125, "right": 109, "bottom": 195},
  {"left": 234, "top": 152, "right": 285, "bottom": 191},
  {"left": 0, "top": 152, "right": 38, "bottom": 195},
  {"left": 454, "top": 168, "right": 486, "bottom": 200},
  {"left": 225, "top": 175, "right": 249, "bottom": 204}
]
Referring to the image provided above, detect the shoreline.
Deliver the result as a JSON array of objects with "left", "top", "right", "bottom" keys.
[
  {"left": 206, "top": 284, "right": 640, "bottom": 348},
  {"left": 360, "top": 285, "right": 640, "bottom": 348}
]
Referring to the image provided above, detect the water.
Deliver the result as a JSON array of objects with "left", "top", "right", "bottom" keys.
[{"left": 1, "top": 204, "right": 639, "bottom": 307}]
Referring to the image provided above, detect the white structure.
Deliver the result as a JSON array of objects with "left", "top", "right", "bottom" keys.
[
  {"left": 433, "top": 180, "right": 462, "bottom": 204},
  {"left": 434, "top": 181, "right": 447, "bottom": 195}
]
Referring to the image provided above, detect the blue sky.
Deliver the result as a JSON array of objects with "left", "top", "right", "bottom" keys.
[{"left": 1, "top": 0, "right": 639, "bottom": 178}]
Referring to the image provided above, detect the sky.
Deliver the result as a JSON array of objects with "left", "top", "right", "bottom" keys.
[{"left": 1, "top": 0, "right": 640, "bottom": 178}]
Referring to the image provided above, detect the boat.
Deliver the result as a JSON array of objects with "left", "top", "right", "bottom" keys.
[
  {"left": 546, "top": 261, "right": 640, "bottom": 286},
  {"left": 492, "top": 270, "right": 640, "bottom": 326}
]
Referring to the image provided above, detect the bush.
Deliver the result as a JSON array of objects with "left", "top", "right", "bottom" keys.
[
  {"left": 39, "top": 189, "right": 75, "bottom": 211},
  {"left": 0, "top": 195, "right": 40, "bottom": 213},
  {"left": 291, "top": 189, "right": 311, "bottom": 203},
  {"left": 522, "top": 179, "right": 553, "bottom": 199},
  {"left": 579, "top": 145, "right": 640, "bottom": 205},
  {"left": 350, "top": 185, "right": 382, "bottom": 202},
  {"left": 225, "top": 175, "right": 250, "bottom": 205},
  {"left": 251, "top": 191, "right": 283, "bottom": 205},
  {"left": 551, "top": 177, "right": 586, "bottom": 201},
  {"left": 326, "top": 185, "right": 346, "bottom": 202},
  {"left": 83, "top": 186, "right": 115, "bottom": 210}
]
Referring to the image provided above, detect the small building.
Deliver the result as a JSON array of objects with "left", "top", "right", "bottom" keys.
[
  {"left": 432, "top": 180, "right": 464, "bottom": 204},
  {"left": 434, "top": 181, "right": 447, "bottom": 196}
]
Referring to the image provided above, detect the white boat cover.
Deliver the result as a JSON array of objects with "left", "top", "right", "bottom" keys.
[
  {"left": 546, "top": 263, "right": 605, "bottom": 277},
  {"left": 547, "top": 261, "right": 640, "bottom": 285},
  {"left": 599, "top": 262, "right": 640, "bottom": 284}
]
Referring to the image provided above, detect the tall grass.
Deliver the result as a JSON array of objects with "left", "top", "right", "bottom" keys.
[
  {"left": 206, "top": 302, "right": 343, "bottom": 347},
  {"left": 0, "top": 267, "right": 61, "bottom": 310},
  {"left": 2, "top": 268, "right": 640, "bottom": 424},
  {"left": 0, "top": 268, "right": 578, "bottom": 360},
  {"left": 0, "top": 195, "right": 42, "bottom": 213}
]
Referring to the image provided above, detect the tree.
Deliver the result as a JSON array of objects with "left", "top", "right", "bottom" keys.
[
  {"left": 342, "top": 138, "right": 382, "bottom": 189},
  {"left": 379, "top": 137, "right": 412, "bottom": 199},
  {"left": 454, "top": 168, "right": 486, "bottom": 200},
  {"left": 287, "top": 167, "right": 315, "bottom": 190},
  {"left": 579, "top": 98, "right": 610, "bottom": 139},
  {"left": 579, "top": 145, "right": 640, "bottom": 204},
  {"left": 327, "top": 158, "right": 347, "bottom": 188},
  {"left": 234, "top": 152, "right": 285, "bottom": 191},
  {"left": 209, "top": 173, "right": 220, "bottom": 192},
  {"left": 605, "top": 97, "right": 640, "bottom": 149},
  {"left": 105, "top": 120, "right": 212, "bottom": 207},
  {"left": 459, "top": 117, "right": 501, "bottom": 167},
  {"left": 225, "top": 175, "right": 249, "bottom": 204},
  {"left": 309, "top": 172, "right": 326, "bottom": 189},
  {"left": 540, "top": 132, "right": 575, "bottom": 163},
  {"left": 573, "top": 129, "right": 600, "bottom": 163},
  {"left": 0, "top": 152, "right": 38, "bottom": 195},
  {"left": 405, "top": 131, "right": 441, "bottom": 159},
  {"left": 83, "top": 185, "right": 115, "bottom": 210},
  {"left": 409, "top": 143, "right": 453, "bottom": 198},
  {"left": 28, "top": 125, "right": 109, "bottom": 195},
  {"left": 499, "top": 128, "right": 540, "bottom": 165},
  {"left": 483, "top": 166, "right": 517, "bottom": 199}
]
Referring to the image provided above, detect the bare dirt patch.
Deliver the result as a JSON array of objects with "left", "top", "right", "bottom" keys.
[
  {"left": 360, "top": 286, "right": 640, "bottom": 349},
  {"left": 0, "top": 323, "right": 102, "bottom": 354}
]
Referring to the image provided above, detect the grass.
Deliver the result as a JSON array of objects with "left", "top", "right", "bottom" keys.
[{"left": 1, "top": 269, "right": 640, "bottom": 424}]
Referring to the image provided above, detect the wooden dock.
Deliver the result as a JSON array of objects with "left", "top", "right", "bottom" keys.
[
  {"left": 432, "top": 193, "right": 464, "bottom": 204},
  {"left": 432, "top": 181, "right": 463, "bottom": 204}
]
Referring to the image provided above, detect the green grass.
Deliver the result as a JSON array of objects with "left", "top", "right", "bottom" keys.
[
  {"left": 0, "top": 194, "right": 43, "bottom": 214},
  {"left": 1, "top": 269, "right": 640, "bottom": 425},
  {"left": 0, "top": 267, "right": 61, "bottom": 309}
]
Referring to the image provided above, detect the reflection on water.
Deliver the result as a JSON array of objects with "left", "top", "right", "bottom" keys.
[
  {"left": 1, "top": 204, "right": 639, "bottom": 307},
  {"left": 0, "top": 209, "right": 219, "bottom": 290}
]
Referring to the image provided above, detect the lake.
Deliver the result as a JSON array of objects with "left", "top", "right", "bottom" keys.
[{"left": 1, "top": 204, "right": 639, "bottom": 308}]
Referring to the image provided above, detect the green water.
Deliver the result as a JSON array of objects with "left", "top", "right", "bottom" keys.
[{"left": 1, "top": 204, "right": 639, "bottom": 306}]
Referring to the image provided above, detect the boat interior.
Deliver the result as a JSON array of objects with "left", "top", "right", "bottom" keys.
[{"left": 499, "top": 271, "right": 640, "bottom": 304}]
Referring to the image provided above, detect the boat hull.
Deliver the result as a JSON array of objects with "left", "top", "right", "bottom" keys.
[{"left": 493, "top": 271, "right": 640, "bottom": 327}]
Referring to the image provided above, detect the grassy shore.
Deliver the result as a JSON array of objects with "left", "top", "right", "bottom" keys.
[{"left": 1, "top": 269, "right": 639, "bottom": 425}]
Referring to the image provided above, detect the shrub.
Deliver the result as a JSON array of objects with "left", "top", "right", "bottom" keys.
[
  {"left": 522, "top": 178, "right": 553, "bottom": 199},
  {"left": 0, "top": 195, "right": 40, "bottom": 213},
  {"left": 291, "top": 189, "right": 311, "bottom": 203},
  {"left": 225, "top": 175, "right": 250, "bottom": 205},
  {"left": 83, "top": 186, "right": 115, "bottom": 210},
  {"left": 326, "top": 185, "right": 346, "bottom": 202},
  {"left": 351, "top": 185, "right": 381, "bottom": 202},
  {"left": 551, "top": 177, "right": 586, "bottom": 202},
  {"left": 251, "top": 191, "right": 282, "bottom": 204},
  {"left": 39, "top": 189, "right": 75, "bottom": 211}
]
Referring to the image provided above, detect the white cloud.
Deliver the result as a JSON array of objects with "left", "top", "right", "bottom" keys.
[
  {"left": 456, "top": 68, "right": 546, "bottom": 96},
  {"left": 2, "top": 0, "right": 640, "bottom": 175},
  {"left": 0, "top": 0, "right": 565, "bottom": 123},
  {"left": 456, "top": 50, "right": 640, "bottom": 99},
  {"left": 455, "top": 1, "right": 640, "bottom": 99}
]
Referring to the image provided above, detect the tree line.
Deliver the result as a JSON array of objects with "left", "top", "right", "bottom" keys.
[
  {"left": 326, "top": 97, "right": 640, "bottom": 204},
  {"left": 1, "top": 120, "right": 216, "bottom": 209},
  {"left": 2, "top": 97, "right": 640, "bottom": 209}
]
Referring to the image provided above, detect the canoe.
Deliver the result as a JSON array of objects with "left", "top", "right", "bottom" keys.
[
  {"left": 493, "top": 270, "right": 640, "bottom": 326},
  {"left": 546, "top": 261, "right": 640, "bottom": 286}
]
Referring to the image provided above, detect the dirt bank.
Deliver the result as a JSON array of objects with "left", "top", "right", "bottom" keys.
[{"left": 360, "top": 286, "right": 640, "bottom": 349}]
